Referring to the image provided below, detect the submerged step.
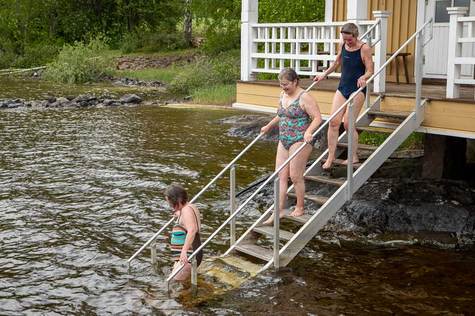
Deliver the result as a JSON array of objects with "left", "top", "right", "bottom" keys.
[
  {"left": 235, "top": 242, "right": 273, "bottom": 261},
  {"left": 288, "top": 192, "right": 329, "bottom": 205},
  {"left": 253, "top": 225, "right": 294, "bottom": 241},
  {"left": 305, "top": 175, "right": 345, "bottom": 186}
]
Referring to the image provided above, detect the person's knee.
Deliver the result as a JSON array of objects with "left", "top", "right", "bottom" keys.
[
  {"left": 343, "top": 120, "right": 350, "bottom": 130},
  {"left": 290, "top": 173, "right": 303, "bottom": 184},
  {"left": 329, "top": 119, "right": 341, "bottom": 130}
]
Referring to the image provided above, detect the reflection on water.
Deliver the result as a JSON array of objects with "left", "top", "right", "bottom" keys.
[{"left": 0, "top": 105, "right": 474, "bottom": 315}]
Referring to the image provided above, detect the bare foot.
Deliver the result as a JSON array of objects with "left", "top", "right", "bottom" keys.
[
  {"left": 289, "top": 207, "right": 304, "bottom": 217},
  {"left": 261, "top": 212, "right": 285, "bottom": 226},
  {"left": 341, "top": 157, "right": 359, "bottom": 165},
  {"left": 322, "top": 158, "right": 334, "bottom": 170}
]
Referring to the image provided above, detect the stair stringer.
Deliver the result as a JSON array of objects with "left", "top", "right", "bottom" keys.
[{"left": 261, "top": 109, "right": 423, "bottom": 270}]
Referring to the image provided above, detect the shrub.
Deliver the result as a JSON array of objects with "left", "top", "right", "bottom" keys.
[
  {"left": 168, "top": 51, "right": 239, "bottom": 95},
  {"left": 14, "top": 43, "right": 60, "bottom": 68},
  {"left": 120, "top": 32, "right": 141, "bottom": 54},
  {"left": 44, "top": 37, "right": 113, "bottom": 84}
]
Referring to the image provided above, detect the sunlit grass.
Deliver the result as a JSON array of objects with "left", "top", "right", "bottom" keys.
[{"left": 191, "top": 84, "right": 236, "bottom": 105}]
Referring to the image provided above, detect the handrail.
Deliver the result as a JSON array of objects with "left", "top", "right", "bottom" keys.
[
  {"left": 223, "top": 95, "right": 381, "bottom": 257},
  {"left": 127, "top": 128, "right": 265, "bottom": 265},
  {"left": 251, "top": 20, "right": 377, "bottom": 27},
  {"left": 167, "top": 18, "right": 433, "bottom": 281},
  {"left": 359, "top": 19, "right": 381, "bottom": 47}
]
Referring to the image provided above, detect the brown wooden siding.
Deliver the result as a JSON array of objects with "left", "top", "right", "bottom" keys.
[{"left": 332, "top": 0, "right": 418, "bottom": 83}]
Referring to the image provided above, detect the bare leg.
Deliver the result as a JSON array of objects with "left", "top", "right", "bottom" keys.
[
  {"left": 263, "top": 142, "right": 289, "bottom": 225},
  {"left": 288, "top": 142, "right": 313, "bottom": 217},
  {"left": 342, "top": 91, "right": 365, "bottom": 164},
  {"left": 322, "top": 90, "right": 347, "bottom": 170}
]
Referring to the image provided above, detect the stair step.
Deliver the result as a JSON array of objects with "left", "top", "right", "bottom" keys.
[
  {"left": 253, "top": 226, "right": 294, "bottom": 241},
  {"left": 321, "top": 158, "right": 362, "bottom": 168},
  {"left": 357, "top": 126, "right": 395, "bottom": 134},
  {"left": 282, "top": 213, "right": 311, "bottom": 225},
  {"left": 235, "top": 242, "right": 273, "bottom": 261},
  {"left": 288, "top": 192, "right": 329, "bottom": 205},
  {"left": 305, "top": 175, "right": 345, "bottom": 186},
  {"left": 368, "top": 110, "right": 410, "bottom": 120},
  {"left": 337, "top": 142, "right": 378, "bottom": 151}
]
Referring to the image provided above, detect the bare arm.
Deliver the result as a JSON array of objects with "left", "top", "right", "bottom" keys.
[
  {"left": 357, "top": 43, "right": 374, "bottom": 87},
  {"left": 261, "top": 115, "right": 280, "bottom": 134},
  {"left": 301, "top": 93, "right": 323, "bottom": 143},
  {"left": 178, "top": 205, "right": 199, "bottom": 263},
  {"left": 313, "top": 43, "right": 342, "bottom": 83}
]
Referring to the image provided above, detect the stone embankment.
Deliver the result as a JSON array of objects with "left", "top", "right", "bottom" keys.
[{"left": 0, "top": 94, "right": 143, "bottom": 109}]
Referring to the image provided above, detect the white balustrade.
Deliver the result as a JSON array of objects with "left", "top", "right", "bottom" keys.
[
  {"left": 447, "top": 7, "right": 475, "bottom": 99},
  {"left": 247, "top": 21, "right": 379, "bottom": 78}
]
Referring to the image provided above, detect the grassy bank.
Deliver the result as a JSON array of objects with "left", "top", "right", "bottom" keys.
[{"left": 115, "top": 49, "right": 239, "bottom": 105}]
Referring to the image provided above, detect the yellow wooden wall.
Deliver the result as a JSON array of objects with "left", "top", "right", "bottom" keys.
[
  {"left": 333, "top": 0, "right": 417, "bottom": 83},
  {"left": 236, "top": 82, "right": 475, "bottom": 135}
]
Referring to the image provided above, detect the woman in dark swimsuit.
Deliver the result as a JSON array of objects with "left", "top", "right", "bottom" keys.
[
  {"left": 165, "top": 184, "right": 202, "bottom": 280},
  {"left": 261, "top": 68, "right": 322, "bottom": 223},
  {"left": 314, "top": 23, "right": 374, "bottom": 169}
]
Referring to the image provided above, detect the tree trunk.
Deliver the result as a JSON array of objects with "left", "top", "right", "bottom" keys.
[{"left": 184, "top": 0, "right": 192, "bottom": 47}]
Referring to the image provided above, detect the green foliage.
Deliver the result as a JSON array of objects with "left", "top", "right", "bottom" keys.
[
  {"left": 259, "top": 0, "right": 325, "bottom": 22},
  {"left": 191, "top": 84, "right": 236, "bottom": 105},
  {"left": 360, "top": 132, "right": 424, "bottom": 150},
  {"left": 117, "top": 67, "right": 179, "bottom": 84},
  {"left": 168, "top": 50, "right": 239, "bottom": 95},
  {"left": 44, "top": 37, "right": 113, "bottom": 84}
]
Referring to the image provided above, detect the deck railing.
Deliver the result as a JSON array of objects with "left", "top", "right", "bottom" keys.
[
  {"left": 447, "top": 7, "right": 475, "bottom": 99},
  {"left": 241, "top": 11, "right": 390, "bottom": 93}
]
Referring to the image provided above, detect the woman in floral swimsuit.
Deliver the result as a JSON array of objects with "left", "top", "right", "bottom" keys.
[{"left": 261, "top": 68, "right": 322, "bottom": 224}]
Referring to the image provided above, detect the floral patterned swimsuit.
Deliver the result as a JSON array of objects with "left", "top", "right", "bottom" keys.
[{"left": 277, "top": 91, "right": 313, "bottom": 150}]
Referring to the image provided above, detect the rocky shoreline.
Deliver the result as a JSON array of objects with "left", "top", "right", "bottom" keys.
[
  {"left": 0, "top": 93, "right": 144, "bottom": 109},
  {"left": 220, "top": 115, "right": 475, "bottom": 248}
]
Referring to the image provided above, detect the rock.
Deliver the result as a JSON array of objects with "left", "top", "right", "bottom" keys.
[
  {"left": 103, "top": 99, "right": 115, "bottom": 106},
  {"left": 120, "top": 94, "right": 142, "bottom": 104},
  {"left": 56, "top": 97, "right": 70, "bottom": 105},
  {"left": 245, "top": 176, "right": 475, "bottom": 247},
  {"left": 47, "top": 96, "right": 56, "bottom": 103}
]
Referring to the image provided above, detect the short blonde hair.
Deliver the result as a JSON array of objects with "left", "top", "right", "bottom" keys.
[{"left": 341, "top": 23, "right": 359, "bottom": 38}]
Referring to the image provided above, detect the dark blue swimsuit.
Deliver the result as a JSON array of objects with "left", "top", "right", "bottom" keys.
[{"left": 338, "top": 43, "right": 367, "bottom": 100}]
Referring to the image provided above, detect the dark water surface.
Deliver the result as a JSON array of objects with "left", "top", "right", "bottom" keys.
[{"left": 1, "top": 105, "right": 474, "bottom": 315}]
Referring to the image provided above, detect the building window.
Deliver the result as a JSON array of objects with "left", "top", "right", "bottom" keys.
[{"left": 435, "top": 0, "right": 470, "bottom": 23}]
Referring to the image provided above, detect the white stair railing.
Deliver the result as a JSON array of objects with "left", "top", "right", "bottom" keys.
[{"left": 127, "top": 133, "right": 264, "bottom": 269}]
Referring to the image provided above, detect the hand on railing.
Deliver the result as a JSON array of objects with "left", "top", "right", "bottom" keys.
[
  {"left": 260, "top": 125, "right": 272, "bottom": 134},
  {"left": 313, "top": 74, "right": 327, "bottom": 84}
]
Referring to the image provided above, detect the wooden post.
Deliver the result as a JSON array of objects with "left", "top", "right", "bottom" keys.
[
  {"left": 241, "top": 0, "right": 258, "bottom": 81},
  {"left": 373, "top": 11, "right": 390, "bottom": 94},
  {"left": 446, "top": 7, "right": 468, "bottom": 99}
]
